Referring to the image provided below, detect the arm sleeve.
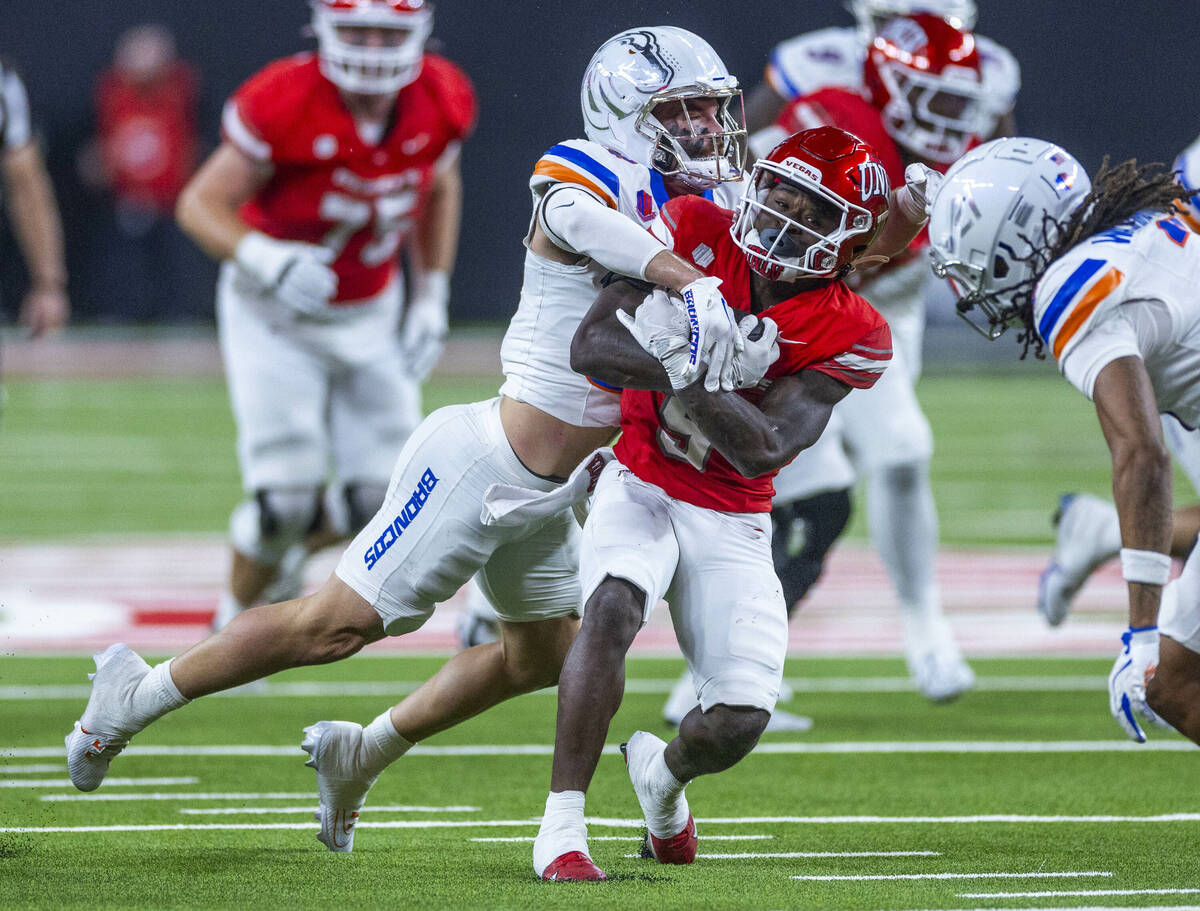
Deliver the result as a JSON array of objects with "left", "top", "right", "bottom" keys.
[
  {"left": 1, "top": 63, "right": 32, "bottom": 150},
  {"left": 537, "top": 183, "right": 666, "bottom": 280}
]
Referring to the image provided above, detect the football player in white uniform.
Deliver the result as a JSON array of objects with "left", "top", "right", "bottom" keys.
[
  {"left": 1036, "top": 136, "right": 1200, "bottom": 626},
  {"left": 929, "top": 137, "right": 1200, "bottom": 746},
  {"left": 65, "top": 25, "right": 761, "bottom": 853},
  {"left": 744, "top": 0, "right": 1019, "bottom": 143}
]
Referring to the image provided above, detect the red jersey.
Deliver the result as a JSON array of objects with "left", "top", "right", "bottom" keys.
[
  {"left": 222, "top": 53, "right": 475, "bottom": 303},
  {"left": 614, "top": 196, "right": 892, "bottom": 513},
  {"left": 777, "top": 87, "right": 931, "bottom": 259},
  {"left": 96, "top": 62, "right": 199, "bottom": 213}
]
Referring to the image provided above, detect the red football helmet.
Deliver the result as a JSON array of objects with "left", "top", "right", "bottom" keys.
[
  {"left": 731, "top": 126, "right": 891, "bottom": 281},
  {"left": 311, "top": 0, "right": 432, "bottom": 95},
  {"left": 863, "top": 13, "right": 986, "bottom": 164}
]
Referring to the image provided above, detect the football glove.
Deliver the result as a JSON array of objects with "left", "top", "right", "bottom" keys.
[
  {"left": 402, "top": 271, "right": 450, "bottom": 381},
  {"left": 235, "top": 231, "right": 339, "bottom": 319},
  {"left": 616, "top": 289, "right": 693, "bottom": 390},
  {"left": 730, "top": 315, "right": 780, "bottom": 389},
  {"left": 895, "top": 162, "right": 943, "bottom": 224},
  {"left": 678, "top": 276, "right": 743, "bottom": 393},
  {"left": 1107, "top": 625, "right": 1160, "bottom": 743}
]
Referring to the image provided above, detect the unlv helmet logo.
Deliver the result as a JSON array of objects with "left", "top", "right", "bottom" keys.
[{"left": 855, "top": 161, "right": 890, "bottom": 203}]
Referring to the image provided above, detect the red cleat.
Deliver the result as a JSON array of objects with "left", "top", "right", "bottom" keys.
[
  {"left": 647, "top": 814, "right": 697, "bottom": 864},
  {"left": 540, "top": 851, "right": 608, "bottom": 882}
]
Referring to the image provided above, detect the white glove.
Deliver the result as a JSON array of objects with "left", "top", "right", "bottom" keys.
[
  {"left": 679, "top": 276, "right": 743, "bottom": 393},
  {"left": 730, "top": 315, "right": 780, "bottom": 389},
  {"left": 402, "top": 270, "right": 450, "bottom": 381},
  {"left": 235, "top": 231, "right": 338, "bottom": 318},
  {"left": 616, "top": 289, "right": 693, "bottom": 390},
  {"left": 1108, "top": 626, "right": 1160, "bottom": 742},
  {"left": 895, "top": 162, "right": 943, "bottom": 224}
]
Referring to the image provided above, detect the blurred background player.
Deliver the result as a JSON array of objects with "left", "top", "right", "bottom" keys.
[
  {"left": 78, "top": 24, "right": 208, "bottom": 323},
  {"left": 65, "top": 26, "right": 753, "bottom": 857},
  {"left": 662, "top": 14, "right": 992, "bottom": 723},
  {"left": 929, "top": 137, "right": 1200, "bottom": 745},
  {"left": 176, "top": 0, "right": 475, "bottom": 629},
  {"left": 0, "top": 57, "right": 69, "bottom": 338},
  {"left": 743, "top": 0, "right": 1018, "bottom": 143},
  {"left": 1037, "top": 135, "right": 1200, "bottom": 626}
]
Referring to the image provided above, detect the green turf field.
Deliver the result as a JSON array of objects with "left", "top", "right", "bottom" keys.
[
  {"left": 3, "top": 655, "right": 1198, "bottom": 910},
  {"left": 4, "top": 367, "right": 1191, "bottom": 545}
]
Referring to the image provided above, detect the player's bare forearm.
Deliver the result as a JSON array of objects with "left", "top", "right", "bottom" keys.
[
  {"left": 413, "top": 156, "right": 462, "bottom": 273},
  {"left": 176, "top": 143, "right": 270, "bottom": 261},
  {"left": 862, "top": 191, "right": 926, "bottom": 264},
  {"left": 1094, "top": 356, "right": 1174, "bottom": 628},
  {"left": 676, "top": 370, "right": 849, "bottom": 478},
  {"left": 570, "top": 278, "right": 675, "bottom": 393},
  {"left": 3, "top": 144, "right": 67, "bottom": 290},
  {"left": 643, "top": 248, "right": 705, "bottom": 293}
]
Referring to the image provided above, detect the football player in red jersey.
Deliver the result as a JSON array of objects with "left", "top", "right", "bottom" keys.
[
  {"left": 176, "top": 0, "right": 475, "bottom": 628},
  {"left": 727, "top": 14, "right": 986, "bottom": 708},
  {"left": 533, "top": 127, "right": 935, "bottom": 881}
]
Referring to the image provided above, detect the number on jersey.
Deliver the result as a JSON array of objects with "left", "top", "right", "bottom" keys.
[
  {"left": 656, "top": 397, "right": 715, "bottom": 471},
  {"left": 319, "top": 189, "right": 418, "bottom": 265}
]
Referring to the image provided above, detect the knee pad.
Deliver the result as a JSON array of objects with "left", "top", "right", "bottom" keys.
[
  {"left": 229, "top": 488, "right": 322, "bottom": 565},
  {"left": 772, "top": 488, "right": 853, "bottom": 612},
  {"left": 344, "top": 482, "right": 388, "bottom": 533}
]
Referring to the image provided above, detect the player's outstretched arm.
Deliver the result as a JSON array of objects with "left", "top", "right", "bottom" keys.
[
  {"left": 176, "top": 143, "right": 272, "bottom": 261},
  {"left": 860, "top": 164, "right": 943, "bottom": 269},
  {"left": 1093, "top": 355, "right": 1174, "bottom": 742},
  {"left": 3, "top": 143, "right": 69, "bottom": 336},
  {"left": 675, "top": 369, "right": 851, "bottom": 478}
]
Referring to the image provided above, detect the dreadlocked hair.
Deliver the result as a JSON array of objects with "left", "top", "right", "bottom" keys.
[{"left": 997, "top": 158, "right": 1187, "bottom": 360}]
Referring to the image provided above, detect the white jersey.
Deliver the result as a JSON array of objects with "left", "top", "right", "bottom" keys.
[
  {"left": 764, "top": 25, "right": 1020, "bottom": 120},
  {"left": 498, "top": 137, "right": 745, "bottom": 427},
  {"left": 1034, "top": 210, "right": 1200, "bottom": 429}
]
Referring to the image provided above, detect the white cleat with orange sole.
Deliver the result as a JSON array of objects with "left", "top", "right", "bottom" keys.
[
  {"left": 64, "top": 644, "right": 152, "bottom": 792},
  {"left": 302, "top": 721, "right": 380, "bottom": 853}
]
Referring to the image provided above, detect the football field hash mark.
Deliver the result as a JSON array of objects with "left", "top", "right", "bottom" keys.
[
  {"left": 959, "top": 888, "right": 1200, "bottom": 898},
  {"left": 624, "top": 851, "right": 942, "bottom": 859},
  {"left": 0, "top": 777, "right": 197, "bottom": 788}
]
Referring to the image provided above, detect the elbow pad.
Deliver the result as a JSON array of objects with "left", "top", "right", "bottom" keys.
[{"left": 537, "top": 184, "right": 666, "bottom": 280}]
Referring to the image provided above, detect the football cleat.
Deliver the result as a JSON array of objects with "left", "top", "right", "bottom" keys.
[
  {"left": 64, "top": 644, "right": 151, "bottom": 792},
  {"left": 540, "top": 851, "right": 608, "bottom": 882},
  {"left": 1038, "top": 493, "right": 1121, "bottom": 627},
  {"left": 302, "top": 720, "right": 380, "bottom": 853},
  {"left": 622, "top": 731, "right": 697, "bottom": 865},
  {"left": 903, "top": 615, "right": 974, "bottom": 704}
]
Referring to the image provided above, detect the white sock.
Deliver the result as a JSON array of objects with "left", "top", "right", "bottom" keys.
[
  {"left": 360, "top": 710, "right": 413, "bottom": 777},
  {"left": 130, "top": 660, "right": 190, "bottom": 728},
  {"left": 533, "top": 790, "right": 588, "bottom": 876},
  {"left": 644, "top": 750, "right": 689, "bottom": 838}
]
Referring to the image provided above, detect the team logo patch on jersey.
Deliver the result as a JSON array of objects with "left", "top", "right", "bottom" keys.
[
  {"left": 691, "top": 243, "right": 715, "bottom": 267},
  {"left": 313, "top": 134, "right": 338, "bottom": 160},
  {"left": 363, "top": 468, "right": 439, "bottom": 570},
  {"left": 636, "top": 189, "right": 655, "bottom": 221}
]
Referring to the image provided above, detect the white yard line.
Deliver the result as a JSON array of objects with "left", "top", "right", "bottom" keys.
[
  {"left": 0, "top": 776, "right": 197, "bottom": 788},
  {"left": 6, "top": 740, "right": 1195, "bottom": 760},
  {"left": 791, "top": 871, "right": 1113, "bottom": 882},
  {"left": 470, "top": 834, "right": 774, "bottom": 843},
  {"left": 626, "top": 851, "right": 941, "bottom": 859},
  {"left": 0, "top": 676, "right": 1111, "bottom": 700},
  {"left": 0, "top": 764, "right": 64, "bottom": 773},
  {"left": 43, "top": 791, "right": 317, "bottom": 802},
  {"left": 180, "top": 805, "right": 479, "bottom": 815},
  {"left": 959, "top": 889, "right": 1200, "bottom": 898}
]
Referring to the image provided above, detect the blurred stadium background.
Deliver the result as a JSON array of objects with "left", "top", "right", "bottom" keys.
[{"left": 2, "top": 0, "right": 1197, "bottom": 657}]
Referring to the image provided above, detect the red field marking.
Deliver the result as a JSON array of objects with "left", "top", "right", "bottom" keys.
[{"left": 0, "top": 538, "right": 1136, "bottom": 656}]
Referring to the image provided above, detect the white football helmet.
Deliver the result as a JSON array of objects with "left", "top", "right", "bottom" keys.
[
  {"left": 848, "top": 0, "right": 977, "bottom": 41},
  {"left": 311, "top": 0, "right": 432, "bottom": 95},
  {"left": 928, "top": 137, "right": 1092, "bottom": 339},
  {"left": 581, "top": 26, "right": 747, "bottom": 186}
]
